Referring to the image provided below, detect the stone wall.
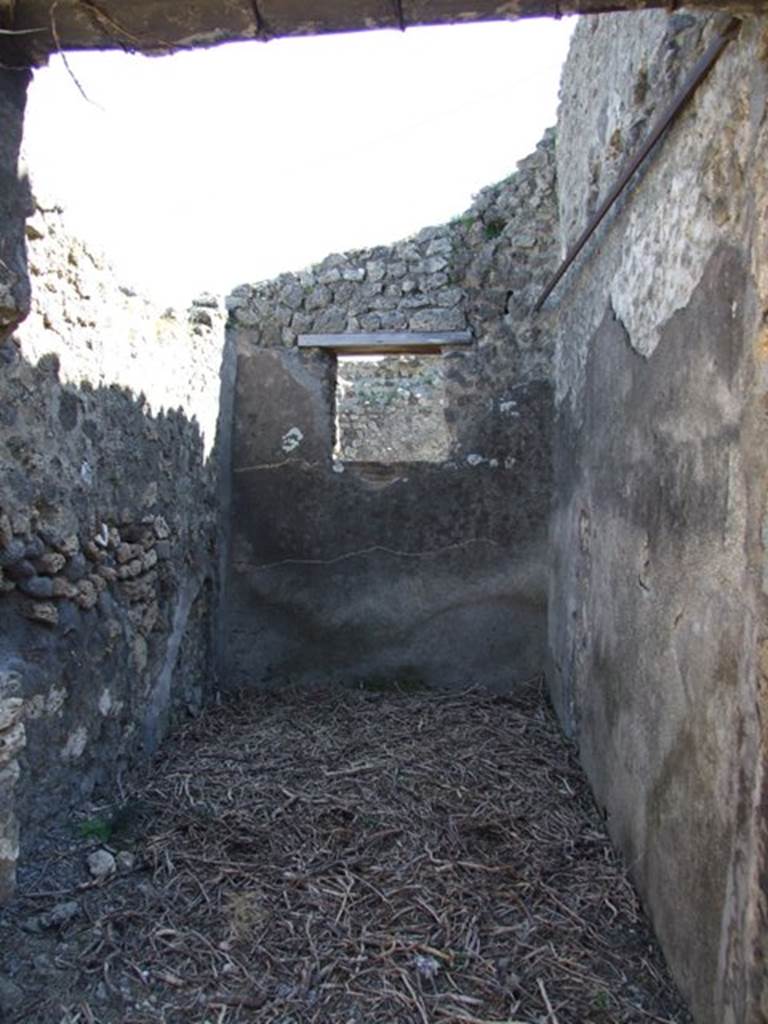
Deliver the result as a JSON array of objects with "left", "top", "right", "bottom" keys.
[
  {"left": 0, "top": 193, "right": 227, "bottom": 899},
  {"left": 0, "top": 70, "right": 32, "bottom": 342},
  {"left": 225, "top": 131, "right": 559, "bottom": 692},
  {"left": 548, "top": 12, "right": 768, "bottom": 1022}
]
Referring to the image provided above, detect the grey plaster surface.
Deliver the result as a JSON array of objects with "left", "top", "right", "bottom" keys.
[
  {"left": 227, "top": 347, "right": 551, "bottom": 691},
  {"left": 548, "top": 12, "right": 768, "bottom": 1021}
]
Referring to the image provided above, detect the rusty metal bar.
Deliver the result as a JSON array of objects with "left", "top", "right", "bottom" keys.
[
  {"left": 298, "top": 330, "right": 471, "bottom": 354},
  {"left": 250, "top": 0, "right": 269, "bottom": 39},
  {"left": 533, "top": 16, "right": 741, "bottom": 313}
]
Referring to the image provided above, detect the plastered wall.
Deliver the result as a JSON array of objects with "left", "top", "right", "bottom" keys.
[
  {"left": 224, "top": 134, "right": 559, "bottom": 693},
  {"left": 548, "top": 12, "right": 768, "bottom": 1021}
]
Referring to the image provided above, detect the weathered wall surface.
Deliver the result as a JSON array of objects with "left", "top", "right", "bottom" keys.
[
  {"left": 5, "top": 0, "right": 765, "bottom": 62},
  {"left": 0, "top": 68, "right": 32, "bottom": 903},
  {"left": 548, "top": 12, "right": 768, "bottom": 1022},
  {"left": 0, "top": 202, "right": 226, "bottom": 900},
  {"left": 0, "top": 70, "right": 32, "bottom": 343},
  {"left": 20, "top": 203, "right": 225, "bottom": 454},
  {"left": 225, "top": 133, "right": 558, "bottom": 692}
]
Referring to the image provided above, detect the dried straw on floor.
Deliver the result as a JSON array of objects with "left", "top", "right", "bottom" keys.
[{"left": 6, "top": 682, "right": 691, "bottom": 1023}]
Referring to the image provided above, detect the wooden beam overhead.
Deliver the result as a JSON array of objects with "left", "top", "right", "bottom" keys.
[{"left": 8, "top": 0, "right": 766, "bottom": 62}]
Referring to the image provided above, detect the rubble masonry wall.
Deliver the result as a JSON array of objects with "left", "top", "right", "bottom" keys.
[{"left": 0, "top": 124, "right": 228, "bottom": 900}]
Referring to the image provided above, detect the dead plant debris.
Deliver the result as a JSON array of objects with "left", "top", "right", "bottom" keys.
[{"left": 1, "top": 681, "right": 692, "bottom": 1023}]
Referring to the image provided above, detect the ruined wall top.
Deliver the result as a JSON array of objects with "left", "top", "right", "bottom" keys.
[
  {"left": 18, "top": 202, "right": 225, "bottom": 453},
  {"left": 228, "top": 128, "right": 559, "bottom": 389}
]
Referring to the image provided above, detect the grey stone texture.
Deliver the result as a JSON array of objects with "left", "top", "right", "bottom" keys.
[
  {"left": 0, "top": 71, "right": 32, "bottom": 342},
  {"left": 229, "top": 129, "right": 557, "bottom": 383},
  {"left": 547, "top": 12, "right": 768, "bottom": 1024},
  {"left": 0, "top": 199, "right": 228, "bottom": 900},
  {"left": 225, "top": 132, "right": 559, "bottom": 695},
  {"left": 0, "top": 671, "right": 25, "bottom": 905}
]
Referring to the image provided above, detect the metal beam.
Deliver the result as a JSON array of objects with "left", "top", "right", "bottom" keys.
[
  {"left": 534, "top": 16, "right": 742, "bottom": 312},
  {"left": 298, "top": 331, "right": 472, "bottom": 355}
]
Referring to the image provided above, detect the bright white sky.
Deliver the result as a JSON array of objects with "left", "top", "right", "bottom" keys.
[{"left": 23, "top": 18, "right": 575, "bottom": 305}]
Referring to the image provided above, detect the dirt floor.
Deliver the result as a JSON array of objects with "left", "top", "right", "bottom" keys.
[{"left": 0, "top": 682, "right": 692, "bottom": 1024}]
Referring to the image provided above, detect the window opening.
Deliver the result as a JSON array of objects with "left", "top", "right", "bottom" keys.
[{"left": 334, "top": 353, "right": 450, "bottom": 464}]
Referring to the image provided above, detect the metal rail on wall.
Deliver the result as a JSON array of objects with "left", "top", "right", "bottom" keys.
[
  {"left": 533, "top": 16, "right": 742, "bottom": 313},
  {"left": 393, "top": 0, "right": 407, "bottom": 30}
]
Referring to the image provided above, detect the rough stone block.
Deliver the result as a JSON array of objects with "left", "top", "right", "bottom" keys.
[
  {"left": 63, "top": 552, "right": 87, "bottom": 581},
  {"left": 75, "top": 580, "right": 98, "bottom": 610},
  {"left": 341, "top": 267, "right": 365, "bottom": 282},
  {"left": 409, "top": 308, "right": 467, "bottom": 332},
  {"left": 51, "top": 577, "right": 78, "bottom": 599},
  {"left": 19, "top": 576, "right": 54, "bottom": 599},
  {"left": 23, "top": 536, "right": 44, "bottom": 560},
  {"left": 304, "top": 285, "right": 331, "bottom": 311},
  {"left": 121, "top": 572, "right": 157, "bottom": 603},
  {"left": 87, "top": 573, "right": 106, "bottom": 594},
  {"left": 0, "top": 721, "right": 25, "bottom": 767},
  {"left": 10, "top": 513, "right": 30, "bottom": 537},
  {"left": 0, "top": 539, "right": 25, "bottom": 569},
  {"left": 83, "top": 540, "right": 105, "bottom": 563},
  {"left": 365, "top": 261, "right": 386, "bottom": 283},
  {"left": 5, "top": 559, "right": 35, "bottom": 582},
  {"left": 0, "top": 699, "right": 23, "bottom": 732},
  {"left": 0, "top": 818, "right": 20, "bottom": 905},
  {"left": 24, "top": 602, "right": 58, "bottom": 627},
  {"left": 53, "top": 535, "right": 80, "bottom": 557},
  {"left": 36, "top": 552, "right": 66, "bottom": 575},
  {"left": 154, "top": 516, "right": 170, "bottom": 540},
  {"left": 141, "top": 601, "right": 159, "bottom": 634},
  {"left": 423, "top": 255, "right": 448, "bottom": 274},
  {"left": 116, "top": 542, "right": 142, "bottom": 565}
]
